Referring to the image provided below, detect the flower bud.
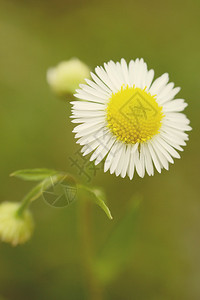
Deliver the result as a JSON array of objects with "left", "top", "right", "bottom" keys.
[
  {"left": 0, "top": 202, "right": 34, "bottom": 246},
  {"left": 47, "top": 58, "right": 91, "bottom": 96}
]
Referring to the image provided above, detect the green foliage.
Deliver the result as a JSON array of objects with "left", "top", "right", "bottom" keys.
[
  {"left": 22, "top": 173, "right": 70, "bottom": 203},
  {"left": 77, "top": 185, "right": 113, "bottom": 220},
  {"left": 10, "top": 169, "right": 112, "bottom": 219},
  {"left": 10, "top": 168, "right": 58, "bottom": 181},
  {"left": 94, "top": 195, "right": 142, "bottom": 284}
]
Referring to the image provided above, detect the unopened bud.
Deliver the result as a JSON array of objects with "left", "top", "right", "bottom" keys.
[
  {"left": 0, "top": 202, "right": 34, "bottom": 246},
  {"left": 47, "top": 58, "right": 90, "bottom": 96}
]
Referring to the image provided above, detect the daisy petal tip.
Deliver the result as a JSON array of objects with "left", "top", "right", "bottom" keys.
[{"left": 104, "top": 165, "right": 109, "bottom": 173}]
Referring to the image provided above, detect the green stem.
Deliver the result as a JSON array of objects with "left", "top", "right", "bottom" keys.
[
  {"left": 16, "top": 173, "right": 75, "bottom": 217},
  {"left": 79, "top": 198, "right": 103, "bottom": 300}
]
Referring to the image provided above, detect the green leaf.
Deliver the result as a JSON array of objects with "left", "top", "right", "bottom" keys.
[
  {"left": 94, "top": 195, "right": 142, "bottom": 284},
  {"left": 10, "top": 168, "right": 58, "bottom": 181},
  {"left": 16, "top": 173, "right": 75, "bottom": 216},
  {"left": 78, "top": 185, "right": 113, "bottom": 220}
]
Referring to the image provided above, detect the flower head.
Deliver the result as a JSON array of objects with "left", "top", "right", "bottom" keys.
[
  {"left": 0, "top": 202, "right": 34, "bottom": 246},
  {"left": 71, "top": 58, "right": 191, "bottom": 179},
  {"left": 47, "top": 58, "right": 91, "bottom": 96}
]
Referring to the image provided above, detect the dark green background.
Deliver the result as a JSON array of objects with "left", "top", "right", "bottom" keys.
[{"left": 0, "top": 0, "right": 199, "bottom": 299}]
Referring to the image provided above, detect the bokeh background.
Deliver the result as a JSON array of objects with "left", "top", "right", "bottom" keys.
[{"left": 0, "top": 0, "right": 199, "bottom": 299}]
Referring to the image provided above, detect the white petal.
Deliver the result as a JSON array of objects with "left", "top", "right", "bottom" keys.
[
  {"left": 162, "top": 99, "right": 188, "bottom": 112},
  {"left": 71, "top": 110, "right": 105, "bottom": 118},
  {"left": 104, "top": 141, "right": 121, "bottom": 172},
  {"left": 164, "top": 112, "right": 190, "bottom": 123},
  {"left": 127, "top": 143, "right": 139, "bottom": 179},
  {"left": 121, "top": 58, "right": 130, "bottom": 86},
  {"left": 152, "top": 138, "right": 174, "bottom": 164},
  {"left": 107, "top": 61, "right": 123, "bottom": 88},
  {"left": 71, "top": 101, "right": 106, "bottom": 111},
  {"left": 145, "top": 69, "right": 155, "bottom": 90},
  {"left": 110, "top": 143, "right": 125, "bottom": 174},
  {"left": 149, "top": 73, "right": 169, "bottom": 96},
  {"left": 78, "top": 84, "right": 109, "bottom": 100},
  {"left": 85, "top": 78, "right": 111, "bottom": 97},
  {"left": 150, "top": 140, "right": 169, "bottom": 170},
  {"left": 108, "top": 61, "right": 124, "bottom": 87},
  {"left": 77, "top": 128, "right": 109, "bottom": 145},
  {"left": 135, "top": 58, "right": 147, "bottom": 89},
  {"left": 161, "top": 124, "right": 189, "bottom": 141},
  {"left": 89, "top": 132, "right": 113, "bottom": 161},
  {"left": 147, "top": 142, "right": 162, "bottom": 173},
  {"left": 129, "top": 58, "right": 140, "bottom": 88},
  {"left": 133, "top": 58, "right": 140, "bottom": 87},
  {"left": 75, "top": 122, "right": 106, "bottom": 139},
  {"left": 162, "top": 119, "right": 192, "bottom": 131},
  {"left": 74, "top": 92, "right": 107, "bottom": 104},
  {"left": 95, "top": 66, "right": 118, "bottom": 93},
  {"left": 140, "top": 61, "right": 148, "bottom": 89},
  {"left": 90, "top": 72, "right": 112, "bottom": 94},
  {"left": 73, "top": 119, "right": 105, "bottom": 133},
  {"left": 112, "top": 143, "right": 126, "bottom": 175},
  {"left": 156, "top": 136, "right": 181, "bottom": 159},
  {"left": 142, "top": 143, "right": 154, "bottom": 176},
  {"left": 82, "top": 140, "right": 100, "bottom": 156},
  {"left": 160, "top": 131, "right": 186, "bottom": 149},
  {"left": 156, "top": 82, "right": 174, "bottom": 102},
  {"left": 120, "top": 144, "right": 132, "bottom": 178},
  {"left": 135, "top": 148, "right": 145, "bottom": 178},
  {"left": 158, "top": 86, "right": 181, "bottom": 105},
  {"left": 104, "top": 62, "right": 122, "bottom": 90},
  {"left": 128, "top": 60, "right": 135, "bottom": 87},
  {"left": 94, "top": 135, "right": 116, "bottom": 165},
  {"left": 71, "top": 116, "right": 105, "bottom": 124}
]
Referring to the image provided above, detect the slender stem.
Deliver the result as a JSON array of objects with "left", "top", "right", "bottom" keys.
[
  {"left": 16, "top": 173, "right": 75, "bottom": 217},
  {"left": 16, "top": 185, "right": 42, "bottom": 217},
  {"left": 79, "top": 198, "right": 103, "bottom": 300}
]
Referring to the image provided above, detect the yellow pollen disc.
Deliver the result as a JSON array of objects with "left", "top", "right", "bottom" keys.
[{"left": 106, "top": 85, "right": 164, "bottom": 144}]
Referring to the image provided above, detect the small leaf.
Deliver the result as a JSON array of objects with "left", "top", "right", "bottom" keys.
[
  {"left": 10, "top": 168, "right": 58, "bottom": 181},
  {"left": 16, "top": 173, "right": 76, "bottom": 216},
  {"left": 78, "top": 185, "right": 112, "bottom": 220},
  {"left": 94, "top": 195, "right": 142, "bottom": 284},
  {"left": 25, "top": 173, "right": 75, "bottom": 203}
]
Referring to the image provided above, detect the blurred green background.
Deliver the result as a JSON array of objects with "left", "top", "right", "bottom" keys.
[{"left": 0, "top": 0, "right": 199, "bottom": 299}]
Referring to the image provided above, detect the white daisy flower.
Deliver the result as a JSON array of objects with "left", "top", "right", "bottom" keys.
[{"left": 70, "top": 58, "right": 191, "bottom": 179}]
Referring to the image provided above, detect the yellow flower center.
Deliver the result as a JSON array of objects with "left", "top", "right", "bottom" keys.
[{"left": 106, "top": 86, "right": 164, "bottom": 144}]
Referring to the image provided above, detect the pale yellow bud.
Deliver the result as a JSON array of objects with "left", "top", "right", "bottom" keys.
[
  {"left": 47, "top": 58, "right": 91, "bottom": 96},
  {"left": 0, "top": 202, "right": 34, "bottom": 246}
]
